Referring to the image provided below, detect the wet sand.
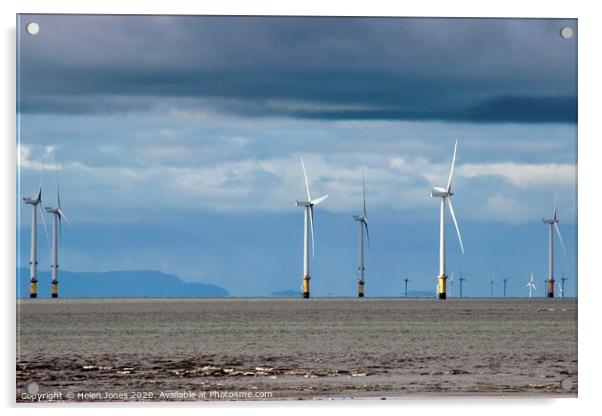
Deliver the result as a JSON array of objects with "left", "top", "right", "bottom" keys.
[{"left": 16, "top": 298, "right": 577, "bottom": 402}]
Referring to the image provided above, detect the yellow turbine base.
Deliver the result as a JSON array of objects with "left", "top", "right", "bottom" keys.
[
  {"left": 438, "top": 274, "right": 447, "bottom": 300},
  {"left": 302, "top": 276, "right": 310, "bottom": 298},
  {"left": 29, "top": 281, "right": 37, "bottom": 298},
  {"left": 358, "top": 281, "right": 365, "bottom": 297}
]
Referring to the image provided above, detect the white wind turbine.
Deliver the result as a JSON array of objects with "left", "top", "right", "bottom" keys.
[
  {"left": 560, "top": 271, "right": 569, "bottom": 298},
  {"left": 542, "top": 194, "right": 567, "bottom": 298},
  {"left": 526, "top": 272, "right": 537, "bottom": 298},
  {"left": 430, "top": 139, "right": 464, "bottom": 300},
  {"left": 353, "top": 170, "right": 369, "bottom": 298},
  {"left": 44, "top": 174, "right": 69, "bottom": 298},
  {"left": 295, "top": 157, "right": 329, "bottom": 299},
  {"left": 448, "top": 272, "right": 455, "bottom": 297},
  {"left": 22, "top": 167, "right": 49, "bottom": 298}
]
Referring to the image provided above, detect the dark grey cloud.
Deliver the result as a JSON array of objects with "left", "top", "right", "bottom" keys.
[{"left": 18, "top": 15, "right": 577, "bottom": 123}]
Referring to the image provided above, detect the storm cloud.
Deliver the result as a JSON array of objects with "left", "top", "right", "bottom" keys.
[{"left": 18, "top": 15, "right": 577, "bottom": 123}]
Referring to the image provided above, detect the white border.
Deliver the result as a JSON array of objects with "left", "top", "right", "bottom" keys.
[{"left": 2, "top": 1, "right": 600, "bottom": 415}]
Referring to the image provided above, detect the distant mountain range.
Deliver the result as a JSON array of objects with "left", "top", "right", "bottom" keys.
[{"left": 16, "top": 268, "right": 229, "bottom": 298}]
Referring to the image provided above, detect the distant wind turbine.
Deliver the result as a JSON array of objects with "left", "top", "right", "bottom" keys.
[
  {"left": 526, "top": 273, "right": 536, "bottom": 298},
  {"left": 542, "top": 194, "right": 567, "bottom": 297},
  {"left": 44, "top": 173, "right": 69, "bottom": 298},
  {"left": 430, "top": 140, "right": 464, "bottom": 300},
  {"left": 403, "top": 273, "right": 411, "bottom": 297},
  {"left": 295, "top": 157, "right": 329, "bottom": 299},
  {"left": 448, "top": 272, "right": 455, "bottom": 297},
  {"left": 22, "top": 166, "right": 50, "bottom": 298},
  {"left": 458, "top": 273, "right": 467, "bottom": 298},
  {"left": 502, "top": 276, "right": 508, "bottom": 298},
  {"left": 560, "top": 271, "right": 569, "bottom": 298},
  {"left": 353, "top": 170, "right": 369, "bottom": 298}
]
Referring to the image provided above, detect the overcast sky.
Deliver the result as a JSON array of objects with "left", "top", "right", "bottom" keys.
[{"left": 17, "top": 15, "right": 577, "bottom": 296}]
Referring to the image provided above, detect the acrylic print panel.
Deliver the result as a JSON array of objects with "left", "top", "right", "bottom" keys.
[{"left": 16, "top": 15, "right": 577, "bottom": 402}]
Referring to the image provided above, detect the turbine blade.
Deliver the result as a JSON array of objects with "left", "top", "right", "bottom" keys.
[
  {"left": 300, "top": 157, "right": 312, "bottom": 202},
  {"left": 554, "top": 223, "right": 567, "bottom": 257},
  {"left": 57, "top": 173, "right": 61, "bottom": 209},
  {"left": 309, "top": 206, "right": 315, "bottom": 258},
  {"left": 447, "top": 197, "right": 465, "bottom": 254},
  {"left": 553, "top": 192, "right": 558, "bottom": 220},
  {"left": 311, "top": 194, "right": 329, "bottom": 205},
  {"left": 446, "top": 139, "right": 458, "bottom": 192},
  {"left": 362, "top": 169, "right": 367, "bottom": 217},
  {"left": 38, "top": 204, "right": 51, "bottom": 247},
  {"left": 364, "top": 220, "right": 370, "bottom": 247},
  {"left": 37, "top": 160, "right": 45, "bottom": 200},
  {"left": 58, "top": 208, "right": 69, "bottom": 225}
]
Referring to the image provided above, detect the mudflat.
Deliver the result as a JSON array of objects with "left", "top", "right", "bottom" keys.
[{"left": 16, "top": 297, "right": 577, "bottom": 401}]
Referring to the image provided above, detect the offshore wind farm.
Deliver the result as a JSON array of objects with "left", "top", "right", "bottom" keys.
[{"left": 16, "top": 15, "right": 577, "bottom": 401}]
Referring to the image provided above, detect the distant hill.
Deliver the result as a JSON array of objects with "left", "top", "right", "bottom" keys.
[
  {"left": 16, "top": 268, "right": 228, "bottom": 298},
  {"left": 270, "top": 289, "right": 301, "bottom": 297}
]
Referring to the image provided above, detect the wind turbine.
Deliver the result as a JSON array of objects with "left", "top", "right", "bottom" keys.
[
  {"left": 490, "top": 275, "right": 495, "bottom": 297},
  {"left": 403, "top": 272, "right": 410, "bottom": 297},
  {"left": 44, "top": 174, "right": 69, "bottom": 298},
  {"left": 560, "top": 271, "right": 569, "bottom": 298},
  {"left": 295, "top": 157, "right": 329, "bottom": 299},
  {"left": 22, "top": 168, "right": 49, "bottom": 298},
  {"left": 502, "top": 276, "right": 508, "bottom": 298},
  {"left": 526, "top": 273, "right": 536, "bottom": 298},
  {"left": 353, "top": 170, "right": 369, "bottom": 298},
  {"left": 459, "top": 275, "right": 467, "bottom": 298},
  {"left": 448, "top": 272, "right": 455, "bottom": 297},
  {"left": 542, "top": 194, "right": 567, "bottom": 297},
  {"left": 430, "top": 139, "right": 464, "bottom": 300},
  {"left": 459, "top": 270, "right": 467, "bottom": 297}
]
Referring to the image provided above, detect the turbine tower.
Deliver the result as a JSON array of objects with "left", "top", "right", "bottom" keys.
[
  {"left": 44, "top": 177, "right": 69, "bottom": 298},
  {"left": 353, "top": 171, "right": 369, "bottom": 298},
  {"left": 459, "top": 276, "right": 467, "bottom": 298},
  {"left": 526, "top": 273, "right": 536, "bottom": 298},
  {"left": 403, "top": 272, "right": 410, "bottom": 297},
  {"left": 560, "top": 272, "right": 569, "bottom": 298},
  {"left": 430, "top": 139, "right": 464, "bottom": 300},
  {"left": 502, "top": 277, "right": 508, "bottom": 298},
  {"left": 295, "top": 157, "right": 329, "bottom": 299},
  {"left": 448, "top": 272, "right": 455, "bottom": 297},
  {"left": 542, "top": 194, "right": 567, "bottom": 298},
  {"left": 22, "top": 171, "right": 49, "bottom": 298}
]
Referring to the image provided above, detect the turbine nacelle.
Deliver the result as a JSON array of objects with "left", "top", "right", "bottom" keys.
[
  {"left": 430, "top": 187, "right": 453, "bottom": 198},
  {"left": 23, "top": 196, "right": 41, "bottom": 205}
]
